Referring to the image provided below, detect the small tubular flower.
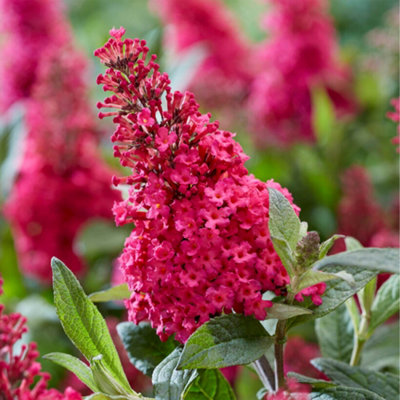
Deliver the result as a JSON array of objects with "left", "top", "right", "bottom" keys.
[{"left": 94, "top": 28, "right": 316, "bottom": 343}]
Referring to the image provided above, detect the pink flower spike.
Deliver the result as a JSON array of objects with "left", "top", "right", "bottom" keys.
[{"left": 95, "top": 31, "right": 302, "bottom": 343}]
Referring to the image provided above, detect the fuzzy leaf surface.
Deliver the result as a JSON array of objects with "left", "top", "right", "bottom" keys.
[
  {"left": 183, "top": 369, "right": 236, "bottom": 399},
  {"left": 369, "top": 274, "right": 400, "bottom": 334},
  {"left": 177, "top": 314, "right": 273, "bottom": 370},
  {"left": 44, "top": 352, "right": 98, "bottom": 392},
  {"left": 268, "top": 188, "right": 300, "bottom": 274},
  {"left": 89, "top": 284, "right": 131, "bottom": 303},
  {"left": 265, "top": 303, "right": 312, "bottom": 319},
  {"left": 297, "top": 270, "right": 354, "bottom": 292},
  {"left": 312, "top": 248, "right": 400, "bottom": 274},
  {"left": 288, "top": 265, "right": 376, "bottom": 328},
  {"left": 311, "top": 358, "right": 399, "bottom": 399},
  {"left": 117, "top": 322, "right": 177, "bottom": 376},
  {"left": 310, "top": 386, "right": 385, "bottom": 400},
  {"left": 361, "top": 322, "right": 400, "bottom": 371},
  {"left": 51, "top": 258, "right": 130, "bottom": 393},
  {"left": 152, "top": 348, "right": 197, "bottom": 400},
  {"left": 315, "top": 304, "right": 354, "bottom": 363}
]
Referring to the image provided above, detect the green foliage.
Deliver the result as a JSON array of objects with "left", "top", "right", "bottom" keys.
[
  {"left": 361, "top": 322, "right": 400, "bottom": 372},
  {"left": 117, "top": 322, "right": 177, "bottom": 376},
  {"left": 368, "top": 274, "right": 400, "bottom": 334},
  {"left": 51, "top": 257, "right": 131, "bottom": 393},
  {"left": 310, "top": 386, "right": 385, "bottom": 399},
  {"left": 90, "top": 284, "right": 131, "bottom": 303},
  {"left": 265, "top": 303, "right": 312, "bottom": 320},
  {"left": 319, "top": 235, "right": 344, "bottom": 259},
  {"left": 44, "top": 352, "right": 98, "bottom": 392},
  {"left": 312, "top": 248, "right": 400, "bottom": 274},
  {"left": 183, "top": 369, "right": 236, "bottom": 400},
  {"left": 288, "top": 265, "right": 377, "bottom": 328},
  {"left": 315, "top": 304, "right": 354, "bottom": 363},
  {"left": 177, "top": 314, "right": 273, "bottom": 370},
  {"left": 152, "top": 348, "right": 198, "bottom": 400},
  {"left": 296, "top": 269, "right": 355, "bottom": 292},
  {"left": 311, "top": 358, "right": 399, "bottom": 399},
  {"left": 268, "top": 187, "right": 301, "bottom": 276}
]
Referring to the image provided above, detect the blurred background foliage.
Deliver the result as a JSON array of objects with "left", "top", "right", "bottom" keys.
[{"left": 0, "top": 0, "right": 398, "bottom": 397}]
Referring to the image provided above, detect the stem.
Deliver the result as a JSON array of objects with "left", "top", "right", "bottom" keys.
[
  {"left": 350, "top": 337, "right": 366, "bottom": 366},
  {"left": 350, "top": 311, "right": 370, "bottom": 366},
  {"left": 253, "top": 355, "right": 276, "bottom": 393},
  {"left": 274, "top": 320, "right": 287, "bottom": 390}
]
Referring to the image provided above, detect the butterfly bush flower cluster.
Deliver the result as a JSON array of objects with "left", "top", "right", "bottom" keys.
[
  {"left": 93, "top": 28, "right": 328, "bottom": 343},
  {"left": 2, "top": 0, "right": 120, "bottom": 284},
  {"left": 247, "top": 0, "right": 356, "bottom": 145},
  {"left": 0, "top": 276, "right": 82, "bottom": 399},
  {"left": 150, "top": 0, "right": 253, "bottom": 110},
  {"left": 0, "top": 0, "right": 68, "bottom": 111}
]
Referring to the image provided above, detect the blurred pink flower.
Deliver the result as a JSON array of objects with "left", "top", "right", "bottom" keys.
[
  {"left": 2, "top": 2, "right": 120, "bottom": 284},
  {"left": 150, "top": 0, "right": 254, "bottom": 110},
  {"left": 247, "top": 0, "right": 356, "bottom": 146}
]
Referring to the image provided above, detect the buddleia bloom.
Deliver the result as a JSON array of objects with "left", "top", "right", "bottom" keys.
[
  {"left": 94, "top": 28, "right": 325, "bottom": 343},
  {"left": 3, "top": 0, "right": 120, "bottom": 284},
  {"left": 0, "top": 276, "right": 82, "bottom": 399},
  {"left": 150, "top": 0, "right": 254, "bottom": 110},
  {"left": 247, "top": 0, "right": 356, "bottom": 146},
  {"left": 0, "top": 0, "right": 68, "bottom": 111}
]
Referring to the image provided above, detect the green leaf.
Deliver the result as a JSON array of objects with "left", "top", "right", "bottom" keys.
[
  {"left": 177, "top": 314, "right": 273, "bottom": 370},
  {"left": 312, "top": 248, "right": 400, "bottom": 274},
  {"left": 310, "top": 386, "right": 385, "bottom": 399},
  {"left": 344, "top": 237, "right": 363, "bottom": 251},
  {"left": 44, "top": 352, "right": 98, "bottom": 392},
  {"left": 311, "top": 358, "right": 399, "bottom": 399},
  {"left": 183, "top": 369, "right": 236, "bottom": 399},
  {"left": 117, "top": 322, "right": 177, "bottom": 376},
  {"left": 152, "top": 348, "right": 198, "bottom": 400},
  {"left": 288, "top": 266, "right": 376, "bottom": 328},
  {"left": 319, "top": 235, "right": 344, "bottom": 259},
  {"left": 287, "top": 372, "right": 335, "bottom": 389},
  {"left": 361, "top": 322, "right": 399, "bottom": 372},
  {"left": 89, "top": 284, "right": 131, "bottom": 303},
  {"left": 268, "top": 187, "right": 301, "bottom": 275},
  {"left": 265, "top": 303, "right": 312, "bottom": 319},
  {"left": 51, "top": 258, "right": 131, "bottom": 393},
  {"left": 315, "top": 304, "right": 354, "bottom": 363},
  {"left": 358, "top": 278, "right": 376, "bottom": 320},
  {"left": 297, "top": 270, "right": 355, "bottom": 292},
  {"left": 368, "top": 274, "right": 400, "bottom": 334},
  {"left": 345, "top": 297, "right": 360, "bottom": 335}
]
